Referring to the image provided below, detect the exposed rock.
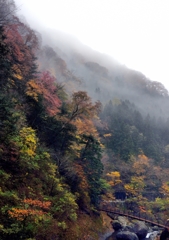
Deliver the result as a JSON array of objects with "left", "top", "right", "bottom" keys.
[
  {"left": 117, "top": 216, "right": 128, "bottom": 228},
  {"left": 105, "top": 220, "right": 123, "bottom": 240},
  {"left": 123, "top": 221, "right": 148, "bottom": 240},
  {"left": 132, "top": 221, "right": 148, "bottom": 240},
  {"left": 151, "top": 226, "right": 159, "bottom": 231},
  {"left": 104, "top": 218, "right": 153, "bottom": 240},
  {"left": 105, "top": 230, "right": 121, "bottom": 240},
  {"left": 112, "top": 221, "right": 123, "bottom": 231},
  {"left": 116, "top": 231, "right": 139, "bottom": 240}
]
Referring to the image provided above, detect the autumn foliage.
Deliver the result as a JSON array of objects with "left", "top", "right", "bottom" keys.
[
  {"left": 2, "top": 0, "right": 169, "bottom": 238},
  {"left": 26, "top": 71, "right": 61, "bottom": 116},
  {"left": 0, "top": 5, "right": 103, "bottom": 238},
  {"left": 8, "top": 198, "right": 51, "bottom": 221}
]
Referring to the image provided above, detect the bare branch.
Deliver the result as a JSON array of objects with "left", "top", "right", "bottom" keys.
[{"left": 0, "top": 0, "right": 17, "bottom": 26}]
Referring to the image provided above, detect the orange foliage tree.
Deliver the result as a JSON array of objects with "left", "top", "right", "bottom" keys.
[
  {"left": 26, "top": 71, "right": 61, "bottom": 116},
  {"left": 8, "top": 198, "right": 51, "bottom": 221}
]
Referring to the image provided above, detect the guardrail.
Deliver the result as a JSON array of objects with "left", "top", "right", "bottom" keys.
[{"left": 98, "top": 206, "right": 167, "bottom": 229}]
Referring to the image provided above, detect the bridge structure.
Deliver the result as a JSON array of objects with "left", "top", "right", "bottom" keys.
[{"left": 98, "top": 203, "right": 168, "bottom": 229}]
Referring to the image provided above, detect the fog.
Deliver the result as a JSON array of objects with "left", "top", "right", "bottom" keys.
[
  {"left": 12, "top": 0, "right": 169, "bottom": 123},
  {"left": 14, "top": 0, "right": 169, "bottom": 92},
  {"left": 33, "top": 27, "right": 169, "bottom": 122}
]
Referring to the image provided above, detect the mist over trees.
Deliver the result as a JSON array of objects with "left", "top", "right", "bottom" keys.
[{"left": 1, "top": 0, "right": 169, "bottom": 239}]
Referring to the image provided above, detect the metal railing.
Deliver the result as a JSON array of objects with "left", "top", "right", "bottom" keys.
[{"left": 98, "top": 204, "right": 167, "bottom": 228}]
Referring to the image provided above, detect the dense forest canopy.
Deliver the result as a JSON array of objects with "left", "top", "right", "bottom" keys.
[{"left": 1, "top": 0, "right": 169, "bottom": 239}]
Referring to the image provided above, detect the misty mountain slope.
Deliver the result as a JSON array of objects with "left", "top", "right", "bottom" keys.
[
  {"left": 37, "top": 29, "right": 169, "bottom": 120},
  {"left": 1, "top": 2, "right": 169, "bottom": 236}
]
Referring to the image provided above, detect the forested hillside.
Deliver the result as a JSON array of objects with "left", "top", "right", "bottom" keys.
[
  {"left": 1, "top": 1, "right": 169, "bottom": 239},
  {"left": 37, "top": 24, "right": 169, "bottom": 223},
  {"left": 0, "top": 1, "right": 106, "bottom": 239}
]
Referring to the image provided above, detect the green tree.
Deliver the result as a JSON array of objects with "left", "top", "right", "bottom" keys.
[{"left": 80, "top": 135, "right": 103, "bottom": 205}]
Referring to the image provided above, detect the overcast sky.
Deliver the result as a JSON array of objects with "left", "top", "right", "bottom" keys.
[{"left": 15, "top": 0, "right": 169, "bottom": 91}]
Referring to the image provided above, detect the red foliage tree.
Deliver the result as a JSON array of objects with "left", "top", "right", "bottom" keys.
[
  {"left": 4, "top": 17, "right": 39, "bottom": 81},
  {"left": 26, "top": 71, "right": 61, "bottom": 116}
]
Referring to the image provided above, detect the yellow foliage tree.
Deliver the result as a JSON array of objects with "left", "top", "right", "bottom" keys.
[
  {"left": 26, "top": 79, "right": 41, "bottom": 101},
  {"left": 133, "top": 153, "right": 150, "bottom": 175},
  {"left": 19, "top": 127, "right": 37, "bottom": 157},
  {"left": 70, "top": 118, "right": 100, "bottom": 157},
  {"left": 160, "top": 182, "right": 169, "bottom": 198},
  {"left": 12, "top": 64, "right": 23, "bottom": 80},
  {"left": 124, "top": 176, "right": 145, "bottom": 198},
  {"left": 106, "top": 171, "right": 121, "bottom": 187}
]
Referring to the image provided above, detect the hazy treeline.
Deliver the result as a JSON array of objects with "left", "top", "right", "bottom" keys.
[{"left": 1, "top": 1, "right": 169, "bottom": 239}]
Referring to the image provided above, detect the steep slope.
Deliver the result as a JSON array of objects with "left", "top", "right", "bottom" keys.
[
  {"left": 1, "top": 1, "right": 169, "bottom": 237},
  {"left": 37, "top": 29, "right": 169, "bottom": 120},
  {"left": 0, "top": 2, "right": 105, "bottom": 239},
  {"left": 36, "top": 30, "right": 169, "bottom": 224}
]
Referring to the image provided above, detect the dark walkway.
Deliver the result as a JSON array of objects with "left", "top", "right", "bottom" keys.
[{"left": 98, "top": 205, "right": 167, "bottom": 228}]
